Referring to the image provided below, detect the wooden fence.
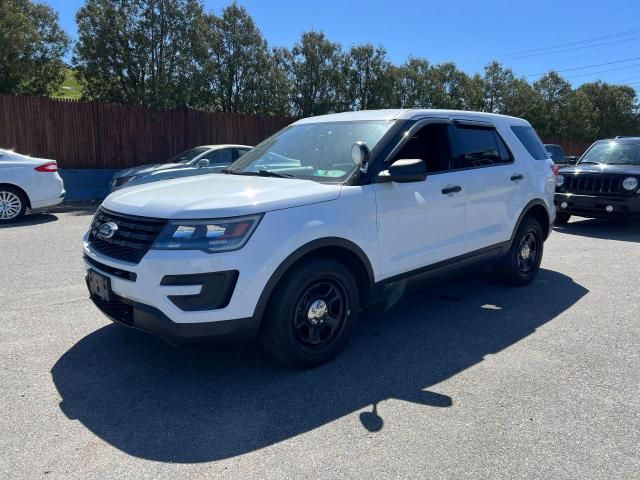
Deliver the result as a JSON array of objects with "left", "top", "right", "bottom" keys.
[
  {"left": 0, "top": 95, "right": 293, "bottom": 169},
  {"left": 0, "top": 94, "right": 592, "bottom": 168}
]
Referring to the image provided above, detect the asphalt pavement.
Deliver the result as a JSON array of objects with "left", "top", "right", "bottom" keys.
[{"left": 1, "top": 205, "right": 639, "bottom": 479}]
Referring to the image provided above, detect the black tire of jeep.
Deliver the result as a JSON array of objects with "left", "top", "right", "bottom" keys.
[
  {"left": 259, "top": 257, "right": 359, "bottom": 368},
  {"left": 0, "top": 186, "right": 27, "bottom": 224},
  {"left": 497, "top": 217, "right": 544, "bottom": 286},
  {"left": 555, "top": 212, "right": 571, "bottom": 225}
]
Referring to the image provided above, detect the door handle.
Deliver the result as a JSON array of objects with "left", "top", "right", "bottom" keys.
[
  {"left": 441, "top": 186, "right": 462, "bottom": 195},
  {"left": 510, "top": 174, "right": 524, "bottom": 182}
]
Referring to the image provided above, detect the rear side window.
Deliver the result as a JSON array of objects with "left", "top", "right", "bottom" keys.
[
  {"left": 451, "top": 126, "right": 512, "bottom": 169},
  {"left": 202, "top": 149, "right": 233, "bottom": 164},
  {"left": 511, "top": 126, "right": 549, "bottom": 160}
]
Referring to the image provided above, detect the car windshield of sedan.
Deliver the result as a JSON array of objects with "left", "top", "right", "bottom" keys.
[
  {"left": 579, "top": 141, "right": 640, "bottom": 166},
  {"left": 227, "top": 120, "right": 394, "bottom": 183},
  {"left": 165, "top": 147, "right": 210, "bottom": 164}
]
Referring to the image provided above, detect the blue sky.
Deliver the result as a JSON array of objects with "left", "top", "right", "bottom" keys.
[{"left": 46, "top": 0, "right": 640, "bottom": 90}]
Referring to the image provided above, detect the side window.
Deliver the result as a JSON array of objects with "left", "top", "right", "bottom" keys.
[
  {"left": 451, "top": 126, "right": 512, "bottom": 169},
  {"left": 233, "top": 148, "right": 250, "bottom": 161},
  {"left": 202, "top": 149, "right": 233, "bottom": 164},
  {"left": 391, "top": 123, "right": 453, "bottom": 174},
  {"left": 511, "top": 125, "right": 549, "bottom": 160}
]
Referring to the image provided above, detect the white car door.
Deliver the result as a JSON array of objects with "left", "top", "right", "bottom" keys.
[
  {"left": 449, "top": 119, "right": 526, "bottom": 249},
  {"left": 373, "top": 119, "right": 469, "bottom": 280}
]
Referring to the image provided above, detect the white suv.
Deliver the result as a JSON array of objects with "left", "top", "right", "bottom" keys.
[{"left": 83, "top": 110, "right": 556, "bottom": 367}]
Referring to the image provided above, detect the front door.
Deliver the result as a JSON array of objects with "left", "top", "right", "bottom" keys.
[{"left": 374, "top": 120, "right": 469, "bottom": 280}]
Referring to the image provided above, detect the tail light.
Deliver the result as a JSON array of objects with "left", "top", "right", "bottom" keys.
[
  {"left": 551, "top": 164, "right": 560, "bottom": 176},
  {"left": 35, "top": 162, "right": 58, "bottom": 172}
]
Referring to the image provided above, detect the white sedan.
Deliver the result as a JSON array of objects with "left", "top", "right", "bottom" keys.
[{"left": 0, "top": 149, "right": 65, "bottom": 223}]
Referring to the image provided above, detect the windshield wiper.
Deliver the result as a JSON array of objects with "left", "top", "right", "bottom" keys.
[
  {"left": 577, "top": 161, "right": 600, "bottom": 165},
  {"left": 227, "top": 169, "right": 295, "bottom": 178}
]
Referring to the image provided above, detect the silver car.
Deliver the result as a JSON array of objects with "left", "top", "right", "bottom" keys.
[{"left": 110, "top": 144, "right": 252, "bottom": 191}]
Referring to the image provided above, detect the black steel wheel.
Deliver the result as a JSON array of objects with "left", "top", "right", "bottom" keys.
[
  {"left": 497, "top": 216, "right": 544, "bottom": 286},
  {"left": 260, "top": 257, "right": 359, "bottom": 368}
]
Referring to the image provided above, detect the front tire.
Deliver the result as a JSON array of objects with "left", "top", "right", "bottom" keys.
[
  {"left": 0, "top": 187, "right": 27, "bottom": 223},
  {"left": 497, "top": 217, "right": 544, "bottom": 286},
  {"left": 260, "top": 257, "right": 359, "bottom": 368},
  {"left": 555, "top": 212, "right": 571, "bottom": 225}
]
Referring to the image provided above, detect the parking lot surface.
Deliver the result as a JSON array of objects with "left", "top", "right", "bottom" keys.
[{"left": 1, "top": 206, "right": 639, "bottom": 479}]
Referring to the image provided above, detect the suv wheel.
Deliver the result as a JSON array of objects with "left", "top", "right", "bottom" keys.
[
  {"left": 555, "top": 212, "right": 571, "bottom": 225},
  {"left": 260, "top": 257, "right": 359, "bottom": 368},
  {"left": 497, "top": 216, "right": 544, "bottom": 286},
  {"left": 0, "top": 187, "right": 27, "bottom": 223}
]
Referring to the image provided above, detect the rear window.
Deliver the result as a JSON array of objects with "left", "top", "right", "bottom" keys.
[{"left": 511, "top": 126, "right": 549, "bottom": 160}]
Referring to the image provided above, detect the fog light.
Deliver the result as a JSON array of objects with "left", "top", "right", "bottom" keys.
[
  {"left": 606, "top": 205, "right": 614, "bottom": 213},
  {"left": 560, "top": 201, "right": 568, "bottom": 209}
]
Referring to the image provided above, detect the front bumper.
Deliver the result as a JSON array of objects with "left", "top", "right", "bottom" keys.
[
  {"left": 88, "top": 286, "right": 258, "bottom": 345},
  {"left": 554, "top": 192, "right": 640, "bottom": 218}
]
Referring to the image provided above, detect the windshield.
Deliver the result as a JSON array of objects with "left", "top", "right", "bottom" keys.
[
  {"left": 579, "top": 141, "right": 640, "bottom": 166},
  {"left": 228, "top": 120, "right": 394, "bottom": 183},
  {"left": 165, "top": 147, "right": 210, "bottom": 164}
]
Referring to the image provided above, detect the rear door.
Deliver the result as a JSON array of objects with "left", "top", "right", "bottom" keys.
[{"left": 449, "top": 119, "right": 526, "bottom": 249}]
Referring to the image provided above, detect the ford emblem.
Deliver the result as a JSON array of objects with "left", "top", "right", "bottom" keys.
[{"left": 97, "top": 221, "right": 118, "bottom": 240}]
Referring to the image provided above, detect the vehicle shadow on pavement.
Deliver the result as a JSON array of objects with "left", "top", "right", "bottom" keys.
[
  {"left": 51, "top": 268, "right": 587, "bottom": 463},
  {"left": 553, "top": 218, "right": 640, "bottom": 243},
  {"left": 0, "top": 213, "right": 58, "bottom": 228}
]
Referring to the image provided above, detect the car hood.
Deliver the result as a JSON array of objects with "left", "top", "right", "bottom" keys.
[
  {"left": 560, "top": 164, "right": 640, "bottom": 175},
  {"left": 102, "top": 173, "right": 342, "bottom": 219},
  {"left": 115, "top": 163, "right": 184, "bottom": 178}
]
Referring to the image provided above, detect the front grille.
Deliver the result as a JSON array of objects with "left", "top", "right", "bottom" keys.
[
  {"left": 88, "top": 208, "right": 167, "bottom": 264},
  {"left": 561, "top": 174, "right": 630, "bottom": 196},
  {"left": 91, "top": 294, "right": 134, "bottom": 325}
]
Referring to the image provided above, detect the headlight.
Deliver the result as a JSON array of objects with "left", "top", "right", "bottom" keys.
[
  {"left": 152, "top": 214, "right": 263, "bottom": 252},
  {"left": 622, "top": 177, "right": 638, "bottom": 191},
  {"left": 555, "top": 175, "right": 565, "bottom": 187}
]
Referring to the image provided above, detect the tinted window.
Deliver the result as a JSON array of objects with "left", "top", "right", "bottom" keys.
[
  {"left": 545, "top": 145, "right": 564, "bottom": 160},
  {"left": 512, "top": 126, "right": 548, "bottom": 160},
  {"left": 202, "top": 149, "right": 233, "bottom": 164},
  {"left": 392, "top": 123, "right": 453, "bottom": 173},
  {"left": 452, "top": 127, "right": 512, "bottom": 169}
]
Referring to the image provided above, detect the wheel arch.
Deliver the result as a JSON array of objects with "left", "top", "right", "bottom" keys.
[
  {"left": 510, "top": 199, "right": 551, "bottom": 248},
  {"left": 252, "top": 238, "right": 375, "bottom": 324},
  {"left": 0, "top": 183, "right": 31, "bottom": 208}
]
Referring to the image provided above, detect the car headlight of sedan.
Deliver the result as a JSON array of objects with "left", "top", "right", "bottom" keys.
[
  {"left": 152, "top": 214, "right": 263, "bottom": 252},
  {"left": 555, "top": 174, "right": 565, "bottom": 187},
  {"left": 622, "top": 177, "right": 638, "bottom": 191}
]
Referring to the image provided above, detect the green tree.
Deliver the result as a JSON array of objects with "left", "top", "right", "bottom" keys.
[
  {"left": 347, "top": 44, "right": 392, "bottom": 110},
  {"left": 289, "top": 31, "right": 346, "bottom": 116},
  {"left": 198, "top": 2, "right": 272, "bottom": 113},
  {"left": 0, "top": 0, "right": 69, "bottom": 95},
  {"left": 389, "top": 57, "right": 430, "bottom": 108},
  {"left": 532, "top": 71, "right": 572, "bottom": 139},
  {"left": 74, "top": 0, "right": 206, "bottom": 108},
  {"left": 577, "top": 82, "right": 639, "bottom": 138},
  {"left": 482, "top": 61, "right": 517, "bottom": 113}
]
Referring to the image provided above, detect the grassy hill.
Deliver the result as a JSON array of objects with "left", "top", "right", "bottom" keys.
[{"left": 52, "top": 69, "right": 82, "bottom": 100}]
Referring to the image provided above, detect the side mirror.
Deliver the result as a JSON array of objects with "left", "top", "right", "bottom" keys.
[
  {"left": 351, "top": 141, "right": 370, "bottom": 173},
  {"left": 376, "top": 159, "right": 427, "bottom": 183},
  {"left": 196, "top": 158, "right": 210, "bottom": 168},
  {"left": 567, "top": 156, "right": 578, "bottom": 165}
]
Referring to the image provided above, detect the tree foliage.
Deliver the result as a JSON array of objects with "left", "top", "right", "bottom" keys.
[
  {"left": 65, "top": 1, "right": 640, "bottom": 143},
  {"left": 0, "top": 0, "right": 70, "bottom": 95}
]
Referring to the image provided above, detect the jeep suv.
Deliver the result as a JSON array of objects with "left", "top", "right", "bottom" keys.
[
  {"left": 555, "top": 136, "right": 640, "bottom": 224},
  {"left": 83, "top": 110, "right": 556, "bottom": 367}
]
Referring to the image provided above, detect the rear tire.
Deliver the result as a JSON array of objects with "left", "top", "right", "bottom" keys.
[
  {"left": 259, "top": 257, "right": 359, "bottom": 368},
  {"left": 555, "top": 212, "right": 571, "bottom": 225},
  {"left": 497, "top": 217, "right": 544, "bottom": 286},
  {"left": 0, "top": 186, "right": 27, "bottom": 223}
]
